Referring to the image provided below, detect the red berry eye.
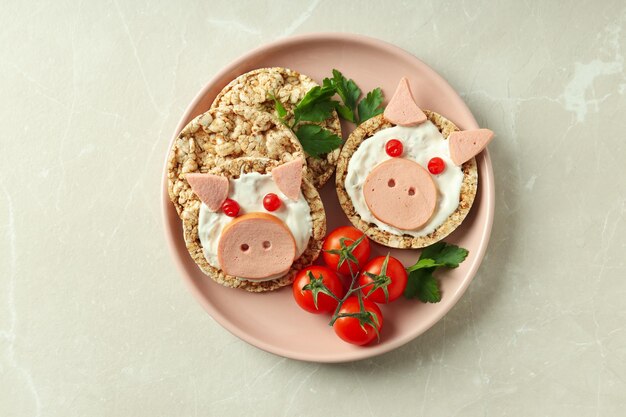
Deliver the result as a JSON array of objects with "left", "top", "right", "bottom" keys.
[
  {"left": 221, "top": 198, "right": 240, "bottom": 217},
  {"left": 428, "top": 157, "right": 445, "bottom": 175},
  {"left": 385, "top": 139, "right": 403, "bottom": 157},
  {"left": 263, "top": 193, "right": 281, "bottom": 212}
]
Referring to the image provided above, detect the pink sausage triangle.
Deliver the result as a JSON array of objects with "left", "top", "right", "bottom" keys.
[
  {"left": 448, "top": 129, "right": 495, "bottom": 165},
  {"left": 383, "top": 77, "right": 427, "bottom": 126},
  {"left": 185, "top": 173, "right": 229, "bottom": 212},
  {"left": 271, "top": 158, "right": 304, "bottom": 201}
]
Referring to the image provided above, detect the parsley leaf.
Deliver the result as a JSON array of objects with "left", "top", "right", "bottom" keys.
[
  {"left": 406, "top": 258, "right": 438, "bottom": 271},
  {"left": 434, "top": 244, "right": 469, "bottom": 268},
  {"left": 357, "top": 87, "right": 384, "bottom": 123},
  {"left": 270, "top": 82, "right": 342, "bottom": 158},
  {"left": 404, "top": 268, "right": 441, "bottom": 303},
  {"left": 332, "top": 69, "right": 361, "bottom": 110},
  {"left": 419, "top": 242, "right": 447, "bottom": 260},
  {"left": 417, "top": 242, "right": 468, "bottom": 268},
  {"left": 335, "top": 105, "right": 355, "bottom": 123},
  {"left": 295, "top": 124, "right": 342, "bottom": 159},
  {"left": 295, "top": 99, "right": 337, "bottom": 124},
  {"left": 327, "top": 69, "right": 385, "bottom": 125},
  {"left": 327, "top": 69, "right": 360, "bottom": 123},
  {"left": 270, "top": 69, "right": 386, "bottom": 158},
  {"left": 292, "top": 84, "right": 338, "bottom": 126},
  {"left": 404, "top": 242, "right": 469, "bottom": 303}
]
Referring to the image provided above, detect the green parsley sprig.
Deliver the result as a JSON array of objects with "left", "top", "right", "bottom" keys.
[
  {"left": 404, "top": 242, "right": 469, "bottom": 303},
  {"left": 270, "top": 83, "right": 341, "bottom": 159},
  {"left": 270, "top": 69, "right": 384, "bottom": 159},
  {"left": 325, "top": 69, "right": 384, "bottom": 125}
]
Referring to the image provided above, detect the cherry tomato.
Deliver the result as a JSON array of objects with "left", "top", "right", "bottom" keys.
[
  {"left": 385, "top": 139, "right": 404, "bottom": 157},
  {"left": 263, "top": 193, "right": 281, "bottom": 211},
  {"left": 428, "top": 157, "right": 445, "bottom": 174},
  {"left": 333, "top": 296, "right": 383, "bottom": 345},
  {"left": 292, "top": 266, "right": 345, "bottom": 314},
  {"left": 358, "top": 256, "right": 408, "bottom": 303},
  {"left": 322, "top": 226, "right": 371, "bottom": 276},
  {"left": 221, "top": 199, "right": 240, "bottom": 217}
]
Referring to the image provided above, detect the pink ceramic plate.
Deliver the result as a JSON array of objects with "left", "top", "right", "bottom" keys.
[{"left": 161, "top": 33, "right": 494, "bottom": 363}]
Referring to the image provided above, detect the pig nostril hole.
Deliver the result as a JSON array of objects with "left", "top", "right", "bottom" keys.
[
  {"left": 408, "top": 187, "right": 416, "bottom": 196},
  {"left": 387, "top": 179, "right": 396, "bottom": 187},
  {"left": 240, "top": 244, "right": 249, "bottom": 252},
  {"left": 262, "top": 241, "right": 271, "bottom": 250}
]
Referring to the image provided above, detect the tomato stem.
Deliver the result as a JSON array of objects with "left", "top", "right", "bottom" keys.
[
  {"left": 328, "top": 250, "right": 378, "bottom": 327},
  {"left": 323, "top": 234, "right": 388, "bottom": 339}
]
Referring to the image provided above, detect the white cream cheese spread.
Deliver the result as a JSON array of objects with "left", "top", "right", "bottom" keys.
[
  {"left": 198, "top": 172, "right": 312, "bottom": 279},
  {"left": 345, "top": 121, "right": 464, "bottom": 237}
]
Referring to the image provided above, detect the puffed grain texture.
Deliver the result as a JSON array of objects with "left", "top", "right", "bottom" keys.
[{"left": 167, "top": 105, "right": 304, "bottom": 217}]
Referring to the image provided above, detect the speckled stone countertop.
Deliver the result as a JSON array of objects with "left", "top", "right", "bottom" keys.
[{"left": 2, "top": 1, "right": 625, "bottom": 416}]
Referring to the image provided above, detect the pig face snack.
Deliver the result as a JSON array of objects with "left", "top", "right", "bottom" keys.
[
  {"left": 336, "top": 78, "right": 494, "bottom": 249},
  {"left": 181, "top": 158, "right": 326, "bottom": 292}
]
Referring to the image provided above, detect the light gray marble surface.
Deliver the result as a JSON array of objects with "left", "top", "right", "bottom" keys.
[{"left": 2, "top": 1, "right": 625, "bottom": 416}]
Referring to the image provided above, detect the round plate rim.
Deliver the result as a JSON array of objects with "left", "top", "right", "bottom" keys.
[{"left": 161, "top": 32, "right": 495, "bottom": 363}]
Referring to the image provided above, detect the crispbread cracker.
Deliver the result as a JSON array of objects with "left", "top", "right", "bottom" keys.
[
  {"left": 335, "top": 110, "right": 478, "bottom": 249},
  {"left": 211, "top": 67, "right": 341, "bottom": 188},
  {"left": 181, "top": 158, "right": 326, "bottom": 292},
  {"left": 168, "top": 105, "right": 304, "bottom": 217}
]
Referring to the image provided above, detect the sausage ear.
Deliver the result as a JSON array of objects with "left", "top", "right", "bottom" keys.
[
  {"left": 271, "top": 158, "right": 304, "bottom": 201},
  {"left": 448, "top": 129, "right": 494, "bottom": 165},
  {"left": 383, "top": 77, "right": 427, "bottom": 126},
  {"left": 186, "top": 173, "right": 229, "bottom": 211}
]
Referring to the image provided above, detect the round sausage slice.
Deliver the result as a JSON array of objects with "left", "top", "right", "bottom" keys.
[
  {"left": 363, "top": 159, "right": 437, "bottom": 230},
  {"left": 217, "top": 213, "right": 296, "bottom": 280}
]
